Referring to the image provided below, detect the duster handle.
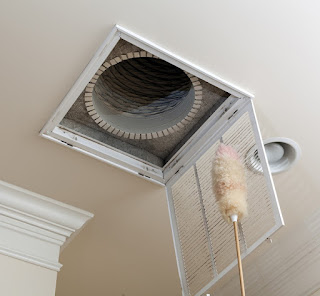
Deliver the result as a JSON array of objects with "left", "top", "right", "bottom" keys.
[{"left": 233, "top": 220, "right": 246, "bottom": 296}]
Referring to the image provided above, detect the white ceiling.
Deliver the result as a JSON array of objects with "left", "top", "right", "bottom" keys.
[{"left": 1, "top": 0, "right": 320, "bottom": 295}]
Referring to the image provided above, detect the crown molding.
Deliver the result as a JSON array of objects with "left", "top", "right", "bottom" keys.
[{"left": 0, "top": 180, "right": 94, "bottom": 271}]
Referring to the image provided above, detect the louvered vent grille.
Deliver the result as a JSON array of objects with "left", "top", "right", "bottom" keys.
[{"left": 167, "top": 108, "right": 283, "bottom": 296}]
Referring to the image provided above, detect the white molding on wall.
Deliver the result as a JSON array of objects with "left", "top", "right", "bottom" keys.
[{"left": 0, "top": 180, "right": 94, "bottom": 271}]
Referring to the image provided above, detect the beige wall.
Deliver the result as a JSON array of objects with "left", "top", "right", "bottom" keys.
[{"left": 0, "top": 254, "right": 57, "bottom": 296}]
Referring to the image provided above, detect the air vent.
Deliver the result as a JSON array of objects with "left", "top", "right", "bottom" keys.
[
  {"left": 40, "top": 25, "right": 253, "bottom": 183},
  {"left": 62, "top": 44, "right": 229, "bottom": 170},
  {"left": 40, "top": 25, "right": 284, "bottom": 295}
]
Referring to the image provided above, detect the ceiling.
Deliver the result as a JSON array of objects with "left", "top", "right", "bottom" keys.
[{"left": 1, "top": 1, "right": 320, "bottom": 295}]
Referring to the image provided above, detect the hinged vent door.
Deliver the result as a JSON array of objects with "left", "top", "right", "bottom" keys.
[{"left": 166, "top": 100, "right": 284, "bottom": 296}]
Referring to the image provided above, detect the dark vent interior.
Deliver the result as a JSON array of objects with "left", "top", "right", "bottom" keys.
[
  {"left": 60, "top": 39, "right": 229, "bottom": 167},
  {"left": 93, "top": 57, "right": 195, "bottom": 134},
  {"left": 96, "top": 58, "right": 192, "bottom": 116}
]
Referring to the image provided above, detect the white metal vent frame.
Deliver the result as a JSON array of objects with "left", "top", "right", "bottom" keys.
[
  {"left": 165, "top": 99, "right": 284, "bottom": 296},
  {"left": 39, "top": 25, "right": 254, "bottom": 185},
  {"left": 38, "top": 24, "right": 285, "bottom": 296}
]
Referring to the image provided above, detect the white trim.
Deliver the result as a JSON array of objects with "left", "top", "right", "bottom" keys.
[
  {"left": 44, "top": 127, "right": 165, "bottom": 185},
  {"left": 0, "top": 244, "right": 62, "bottom": 271},
  {"left": 248, "top": 102, "right": 285, "bottom": 226},
  {"left": 0, "top": 180, "right": 94, "bottom": 271},
  {"left": 165, "top": 186, "right": 189, "bottom": 296}
]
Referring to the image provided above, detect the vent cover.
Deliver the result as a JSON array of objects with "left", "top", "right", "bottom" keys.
[
  {"left": 40, "top": 25, "right": 253, "bottom": 184},
  {"left": 60, "top": 37, "right": 229, "bottom": 170},
  {"left": 166, "top": 103, "right": 283, "bottom": 296},
  {"left": 40, "top": 26, "right": 283, "bottom": 295}
]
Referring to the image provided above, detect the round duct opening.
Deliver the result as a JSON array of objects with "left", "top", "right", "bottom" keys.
[
  {"left": 85, "top": 52, "right": 202, "bottom": 138},
  {"left": 246, "top": 137, "right": 301, "bottom": 174}
]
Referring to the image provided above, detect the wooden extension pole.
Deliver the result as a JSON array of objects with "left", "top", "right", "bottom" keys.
[{"left": 233, "top": 221, "right": 245, "bottom": 296}]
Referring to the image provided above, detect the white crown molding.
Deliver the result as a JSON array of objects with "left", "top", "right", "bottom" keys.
[{"left": 0, "top": 180, "right": 94, "bottom": 271}]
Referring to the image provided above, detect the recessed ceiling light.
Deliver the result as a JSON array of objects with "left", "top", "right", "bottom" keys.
[{"left": 246, "top": 137, "right": 301, "bottom": 174}]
